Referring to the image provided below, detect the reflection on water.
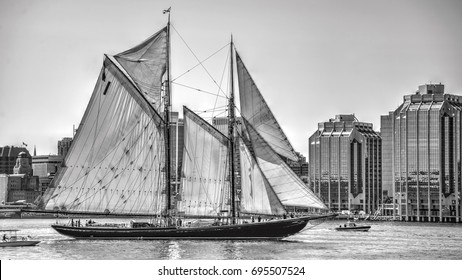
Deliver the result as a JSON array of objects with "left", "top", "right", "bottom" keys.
[
  {"left": 158, "top": 241, "right": 182, "bottom": 260},
  {"left": 223, "top": 241, "right": 243, "bottom": 259},
  {"left": 1, "top": 218, "right": 461, "bottom": 260}
]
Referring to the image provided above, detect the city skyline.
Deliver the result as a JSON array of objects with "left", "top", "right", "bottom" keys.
[{"left": 1, "top": 0, "right": 462, "bottom": 157}]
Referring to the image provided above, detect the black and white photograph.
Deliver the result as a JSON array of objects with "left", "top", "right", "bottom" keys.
[{"left": 1, "top": 0, "right": 461, "bottom": 278}]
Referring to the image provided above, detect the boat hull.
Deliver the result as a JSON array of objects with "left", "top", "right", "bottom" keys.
[
  {"left": 0, "top": 240, "right": 40, "bottom": 247},
  {"left": 51, "top": 216, "right": 323, "bottom": 240},
  {"left": 335, "top": 226, "right": 371, "bottom": 232}
]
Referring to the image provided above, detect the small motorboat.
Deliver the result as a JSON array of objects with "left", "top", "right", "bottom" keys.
[
  {"left": 335, "top": 221, "right": 371, "bottom": 232},
  {"left": 0, "top": 230, "right": 40, "bottom": 247}
]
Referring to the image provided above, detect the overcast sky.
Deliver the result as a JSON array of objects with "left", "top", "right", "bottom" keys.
[{"left": 1, "top": 0, "right": 462, "bottom": 158}]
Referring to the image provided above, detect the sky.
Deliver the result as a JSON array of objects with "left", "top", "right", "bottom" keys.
[{"left": 1, "top": 0, "right": 462, "bottom": 158}]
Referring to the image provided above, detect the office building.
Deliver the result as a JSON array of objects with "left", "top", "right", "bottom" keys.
[
  {"left": 170, "top": 112, "right": 184, "bottom": 191},
  {"left": 309, "top": 114, "right": 382, "bottom": 213},
  {"left": 287, "top": 152, "right": 309, "bottom": 184},
  {"left": 32, "top": 155, "right": 64, "bottom": 193},
  {"left": 0, "top": 152, "right": 40, "bottom": 204},
  {"left": 381, "top": 84, "right": 462, "bottom": 222},
  {"left": 0, "top": 146, "right": 31, "bottom": 175},
  {"left": 58, "top": 137, "right": 73, "bottom": 158}
]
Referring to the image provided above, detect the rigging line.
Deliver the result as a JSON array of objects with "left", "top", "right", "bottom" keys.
[
  {"left": 212, "top": 48, "right": 230, "bottom": 119},
  {"left": 170, "top": 24, "right": 229, "bottom": 98},
  {"left": 195, "top": 105, "right": 227, "bottom": 113},
  {"left": 172, "top": 82, "right": 227, "bottom": 98},
  {"left": 171, "top": 42, "right": 230, "bottom": 82},
  {"left": 199, "top": 110, "right": 228, "bottom": 123}
]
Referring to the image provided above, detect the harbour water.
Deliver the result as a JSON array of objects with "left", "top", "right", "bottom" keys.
[{"left": 1, "top": 218, "right": 461, "bottom": 260}]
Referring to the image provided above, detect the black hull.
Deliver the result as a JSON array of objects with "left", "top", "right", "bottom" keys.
[
  {"left": 335, "top": 226, "right": 371, "bottom": 232},
  {"left": 51, "top": 216, "right": 327, "bottom": 240}
]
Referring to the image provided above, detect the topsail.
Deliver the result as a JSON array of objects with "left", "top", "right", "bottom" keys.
[{"left": 114, "top": 27, "right": 168, "bottom": 113}]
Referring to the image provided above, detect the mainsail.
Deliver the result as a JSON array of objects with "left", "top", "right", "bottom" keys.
[
  {"left": 178, "top": 107, "right": 230, "bottom": 216},
  {"left": 236, "top": 52, "right": 299, "bottom": 162},
  {"left": 43, "top": 30, "right": 168, "bottom": 215}
]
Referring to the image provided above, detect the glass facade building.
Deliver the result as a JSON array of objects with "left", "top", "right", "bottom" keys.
[
  {"left": 381, "top": 84, "right": 462, "bottom": 222},
  {"left": 309, "top": 115, "right": 382, "bottom": 213}
]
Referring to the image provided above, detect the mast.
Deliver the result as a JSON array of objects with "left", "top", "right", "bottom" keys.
[
  {"left": 228, "top": 36, "right": 236, "bottom": 224},
  {"left": 164, "top": 8, "right": 172, "bottom": 214}
]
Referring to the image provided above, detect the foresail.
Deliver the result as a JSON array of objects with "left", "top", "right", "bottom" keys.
[
  {"left": 239, "top": 139, "right": 286, "bottom": 215},
  {"left": 236, "top": 52, "right": 299, "bottom": 162},
  {"left": 115, "top": 27, "right": 167, "bottom": 113},
  {"left": 244, "top": 119, "right": 327, "bottom": 210},
  {"left": 178, "top": 107, "right": 230, "bottom": 216},
  {"left": 43, "top": 51, "right": 167, "bottom": 215}
]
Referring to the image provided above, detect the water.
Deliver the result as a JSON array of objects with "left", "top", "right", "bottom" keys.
[{"left": 1, "top": 218, "right": 461, "bottom": 260}]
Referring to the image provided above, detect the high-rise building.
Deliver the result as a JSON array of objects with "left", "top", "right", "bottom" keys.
[
  {"left": 58, "top": 137, "right": 73, "bottom": 158},
  {"left": 287, "top": 152, "right": 309, "bottom": 184},
  {"left": 170, "top": 112, "right": 184, "bottom": 191},
  {"left": 0, "top": 146, "right": 31, "bottom": 175},
  {"left": 381, "top": 84, "right": 462, "bottom": 222},
  {"left": 32, "top": 155, "right": 64, "bottom": 193},
  {"left": 309, "top": 114, "right": 382, "bottom": 213}
]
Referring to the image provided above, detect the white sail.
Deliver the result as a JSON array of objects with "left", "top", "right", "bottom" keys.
[
  {"left": 244, "top": 119, "right": 327, "bottom": 210},
  {"left": 178, "top": 107, "right": 230, "bottom": 216},
  {"left": 239, "top": 139, "right": 286, "bottom": 215},
  {"left": 236, "top": 53, "right": 299, "bottom": 162},
  {"left": 115, "top": 27, "right": 167, "bottom": 113},
  {"left": 44, "top": 31, "right": 168, "bottom": 215}
]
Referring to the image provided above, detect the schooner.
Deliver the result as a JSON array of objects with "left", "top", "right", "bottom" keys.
[{"left": 38, "top": 11, "right": 333, "bottom": 239}]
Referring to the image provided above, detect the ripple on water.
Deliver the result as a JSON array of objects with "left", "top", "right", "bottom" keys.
[{"left": 1, "top": 219, "right": 462, "bottom": 259}]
